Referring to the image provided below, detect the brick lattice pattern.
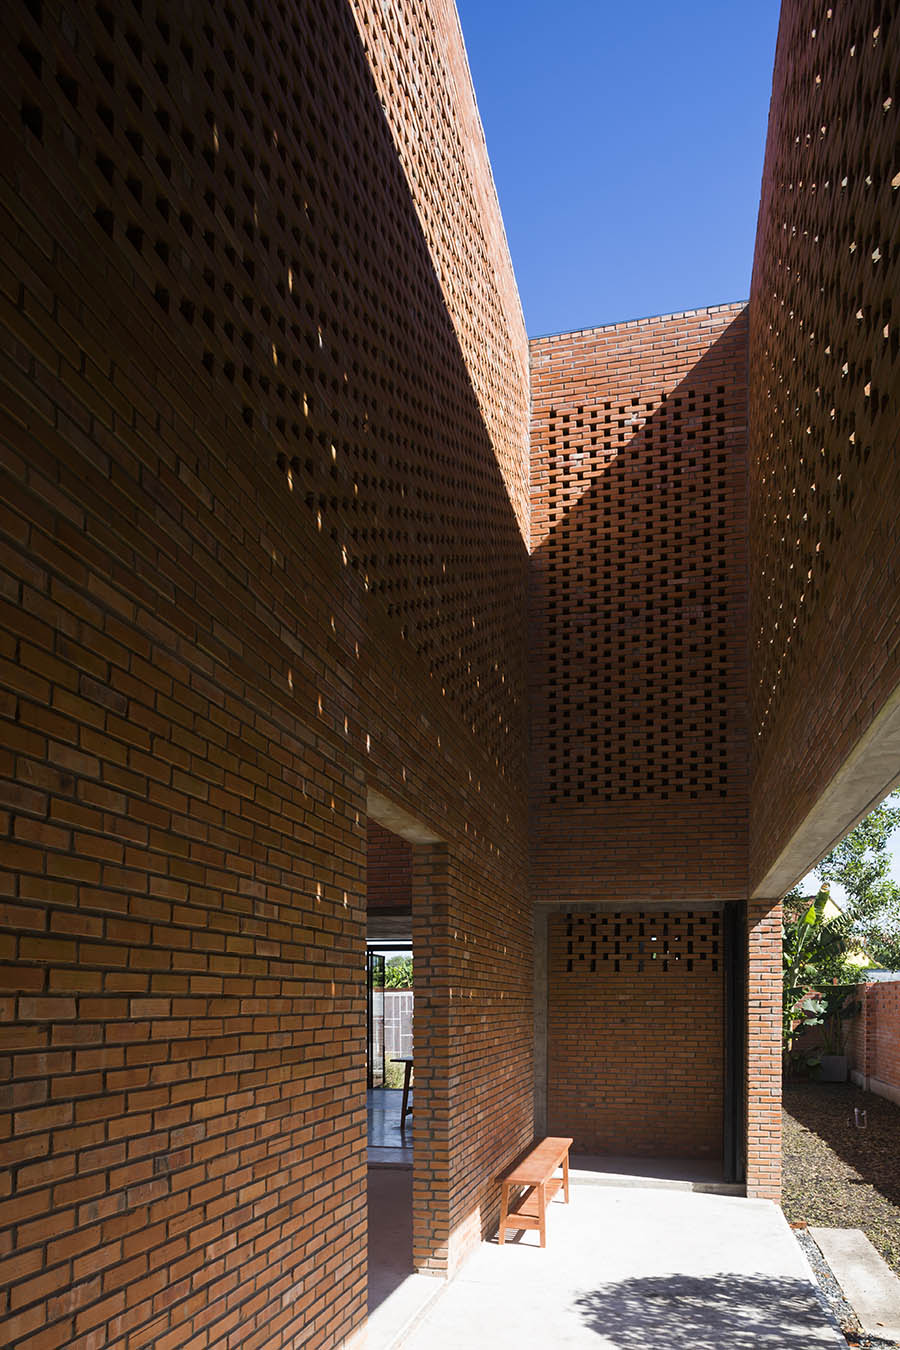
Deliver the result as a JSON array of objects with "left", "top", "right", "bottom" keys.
[
  {"left": 529, "top": 306, "right": 750, "bottom": 904},
  {"left": 749, "top": 0, "right": 900, "bottom": 888},
  {"left": 0, "top": 2, "right": 533, "bottom": 1346},
  {"left": 5, "top": 0, "right": 899, "bottom": 1336},
  {"left": 558, "top": 910, "right": 721, "bottom": 976}
]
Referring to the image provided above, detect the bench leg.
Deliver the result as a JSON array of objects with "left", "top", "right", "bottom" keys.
[
  {"left": 538, "top": 1181, "right": 547, "bottom": 1248},
  {"left": 562, "top": 1148, "right": 570, "bottom": 1203},
  {"left": 498, "top": 1183, "right": 509, "bottom": 1245}
]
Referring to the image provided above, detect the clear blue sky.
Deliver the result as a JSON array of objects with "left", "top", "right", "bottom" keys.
[{"left": 455, "top": 0, "right": 782, "bottom": 337}]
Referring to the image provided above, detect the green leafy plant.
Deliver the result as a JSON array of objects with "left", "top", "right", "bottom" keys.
[
  {"left": 384, "top": 1058, "right": 407, "bottom": 1089},
  {"left": 782, "top": 792, "right": 900, "bottom": 1075},
  {"left": 384, "top": 955, "right": 413, "bottom": 989},
  {"left": 782, "top": 886, "right": 855, "bottom": 1075},
  {"left": 814, "top": 792, "right": 900, "bottom": 971}
]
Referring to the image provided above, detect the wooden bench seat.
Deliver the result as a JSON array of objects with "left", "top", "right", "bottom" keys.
[{"left": 498, "top": 1136, "right": 572, "bottom": 1247}]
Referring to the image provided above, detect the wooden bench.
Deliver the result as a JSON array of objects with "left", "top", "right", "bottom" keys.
[{"left": 497, "top": 1136, "right": 572, "bottom": 1247}]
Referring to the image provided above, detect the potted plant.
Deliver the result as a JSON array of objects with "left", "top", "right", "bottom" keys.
[{"left": 807, "top": 986, "right": 860, "bottom": 1082}]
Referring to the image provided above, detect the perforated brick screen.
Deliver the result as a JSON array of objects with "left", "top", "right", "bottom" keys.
[
  {"left": 559, "top": 910, "right": 721, "bottom": 976},
  {"left": 530, "top": 306, "right": 750, "bottom": 904},
  {"left": 749, "top": 0, "right": 900, "bottom": 886},
  {"left": 10, "top": 0, "right": 529, "bottom": 784},
  {"left": 1, "top": 0, "right": 534, "bottom": 1343}
]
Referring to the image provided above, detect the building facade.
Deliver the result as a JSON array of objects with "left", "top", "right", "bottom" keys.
[{"left": 0, "top": 0, "right": 897, "bottom": 1347}]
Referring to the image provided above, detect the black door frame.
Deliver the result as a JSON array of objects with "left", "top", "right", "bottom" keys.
[
  {"left": 366, "top": 950, "right": 385, "bottom": 1090},
  {"left": 723, "top": 900, "right": 747, "bottom": 1184}
]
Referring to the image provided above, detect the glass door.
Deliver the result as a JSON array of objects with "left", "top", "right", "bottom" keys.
[{"left": 367, "top": 952, "right": 385, "bottom": 1089}]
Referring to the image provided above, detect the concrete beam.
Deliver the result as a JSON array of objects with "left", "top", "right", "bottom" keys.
[
  {"left": 534, "top": 900, "right": 725, "bottom": 914},
  {"left": 751, "top": 680, "right": 900, "bottom": 900},
  {"left": 367, "top": 789, "right": 443, "bottom": 844}
]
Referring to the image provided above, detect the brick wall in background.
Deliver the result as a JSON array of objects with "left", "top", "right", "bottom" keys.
[
  {"left": 748, "top": 1, "right": 900, "bottom": 891},
  {"left": 0, "top": 1, "right": 532, "bottom": 1347},
  {"left": 849, "top": 980, "right": 900, "bottom": 1100},
  {"left": 546, "top": 911, "right": 725, "bottom": 1157},
  {"left": 847, "top": 984, "right": 868, "bottom": 1079},
  {"left": 529, "top": 305, "right": 750, "bottom": 905},
  {"left": 366, "top": 822, "right": 412, "bottom": 913}
]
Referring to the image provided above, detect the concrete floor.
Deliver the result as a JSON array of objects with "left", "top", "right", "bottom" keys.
[
  {"left": 368, "top": 1088, "right": 413, "bottom": 1165},
  {"left": 395, "top": 1182, "right": 847, "bottom": 1350},
  {"left": 368, "top": 1165, "right": 446, "bottom": 1350},
  {"left": 367, "top": 1089, "right": 421, "bottom": 1346},
  {"left": 368, "top": 1166, "right": 414, "bottom": 1311},
  {"left": 570, "top": 1153, "right": 741, "bottom": 1193}
]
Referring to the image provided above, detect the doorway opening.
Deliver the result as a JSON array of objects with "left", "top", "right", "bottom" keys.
[
  {"left": 367, "top": 941, "right": 414, "bottom": 1163},
  {"left": 366, "top": 819, "right": 415, "bottom": 1324}
]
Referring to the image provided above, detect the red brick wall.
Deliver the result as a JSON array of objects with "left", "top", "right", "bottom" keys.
[
  {"left": 847, "top": 984, "right": 868, "bottom": 1078},
  {"left": 546, "top": 910, "right": 725, "bottom": 1157},
  {"left": 412, "top": 848, "right": 533, "bottom": 1274},
  {"left": 849, "top": 981, "right": 900, "bottom": 1094},
  {"left": 358, "top": 0, "right": 531, "bottom": 538},
  {"left": 746, "top": 900, "right": 782, "bottom": 1199},
  {"left": 748, "top": 0, "right": 900, "bottom": 890},
  {"left": 529, "top": 305, "right": 750, "bottom": 904},
  {"left": 366, "top": 823, "right": 412, "bottom": 913},
  {"left": 0, "top": 2, "right": 532, "bottom": 1346}
]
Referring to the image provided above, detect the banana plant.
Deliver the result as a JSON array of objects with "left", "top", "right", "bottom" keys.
[{"left": 782, "top": 885, "right": 855, "bottom": 1074}]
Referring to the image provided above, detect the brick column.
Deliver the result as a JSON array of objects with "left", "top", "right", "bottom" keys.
[
  {"left": 410, "top": 844, "right": 452, "bottom": 1275},
  {"left": 746, "top": 899, "right": 782, "bottom": 1199}
]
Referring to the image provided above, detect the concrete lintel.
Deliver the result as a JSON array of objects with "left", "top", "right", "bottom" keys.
[
  {"left": 751, "top": 680, "right": 900, "bottom": 900},
  {"left": 367, "top": 914, "right": 413, "bottom": 945},
  {"left": 534, "top": 899, "right": 726, "bottom": 913},
  {"left": 367, "top": 789, "right": 443, "bottom": 844}
]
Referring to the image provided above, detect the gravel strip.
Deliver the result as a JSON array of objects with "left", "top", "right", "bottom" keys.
[
  {"left": 794, "top": 1225, "right": 860, "bottom": 1340},
  {"left": 794, "top": 1227, "right": 899, "bottom": 1350},
  {"left": 783, "top": 1083, "right": 900, "bottom": 1276}
]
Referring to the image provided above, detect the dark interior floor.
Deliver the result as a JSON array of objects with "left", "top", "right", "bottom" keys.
[
  {"left": 570, "top": 1153, "right": 726, "bottom": 1185},
  {"left": 368, "top": 1087, "right": 413, "bottom": 1164},
  {"left": 367, "top": 1165, "right": 414, "bottom": 1312}
]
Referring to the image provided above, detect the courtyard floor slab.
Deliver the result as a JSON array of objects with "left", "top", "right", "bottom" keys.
[
  {"left": 394, "top": 1182, "right": 846, "bottom": 1349},
  {"left": 570, "top": 1152, "right": 742, "bottom": 1194}
]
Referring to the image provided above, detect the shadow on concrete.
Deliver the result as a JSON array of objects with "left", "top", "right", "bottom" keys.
[
  {"left": 574, "top": 1272, "right": 840, "bottom": 1348},
  {"left": 368, "top": 1167, "right": 414, "bottom": 1311},
  {"left": 570, "top": 1153, "right": 726, "bottom": 1188}
]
